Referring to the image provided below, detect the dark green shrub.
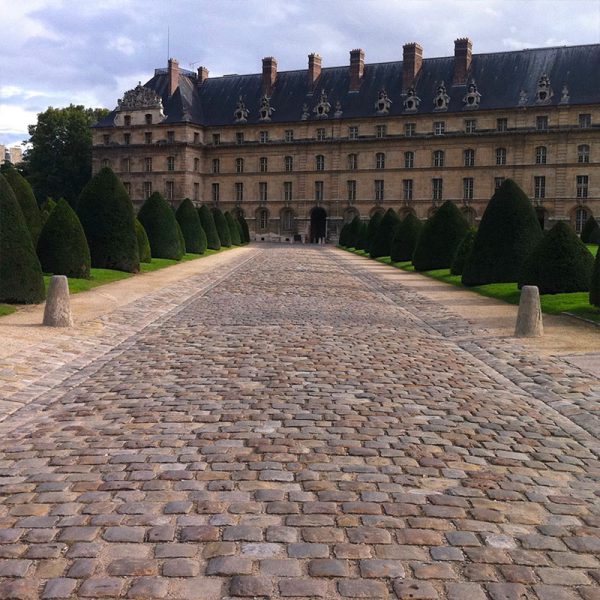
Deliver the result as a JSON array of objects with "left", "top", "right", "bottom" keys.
[
  {"left": 0, "top": 174, "right": 45, "bottom": 303},
  {"left": 339, "top": 223, "right": 350, "bottom": 247},
  {"left": 370, "top": 208, "right": 400, "bottom": 259},
  {"left": 356, "top": 222, "right": 369, "bottom": 251},
  {"left": 135, "top": 219, "right": 151, "bottom": 263},
  {"left": 176, "top": 198, "right": 205, "bottom": 254},
  {"left": 366, "top": 211, "right": 383, "bottom": 253},
  {"left": 348, "top": 216, "right": 363, "bottom": 249},
  {"left": 390, "top": 213, "right": 422, "bottom": 262},
  {"left": 413, "top": 202, "right": 469, "bottom": 271},
  {"left": 590, "top": 246, "right": 600, "bottom": 307},
  {"left": 212, "top": 208, "right": 232, "bottom": 247},
  {"left": 581, "top": 214, "right": 599, "bottom": 243},
  {"left": 37, "top": 198, "right": 91, "bottom": 279},
  {"left": 236, "top": 219, "right": 245, "bottom": 245},
  {"left": 519, "top": 221, "right": 594, "bottom": 294},
  {"left": 450, "top": 228, "right": 476, "bottom": 276},
  {"left": 198, "top": 205, "right": 221, "bottom": 250},
  {"left": 78, "top": 168, "right": 139, "bottom": 272},
  {"left": 225, "top": 212, "right": 242, "bottom": 246},
  {"left": 3, "top": 164, "right": 42, "bottom": 244},
  {"left": 462, "top": 179, "right": 543, "bottom": 286},
  {"left": 40, "top": 198, "right": 57, "bottom": 227},
  {"left": 238, "top": 214, "right": 250, "bottom": 244},
  {"left": 590, "top": 227, "right": 600, "bottom": 245},
  {"left": 137, "top": 192, "right": 183, "bottom": 260}
]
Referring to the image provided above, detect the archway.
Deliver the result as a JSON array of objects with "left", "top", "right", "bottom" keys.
[{"left": 310, "top": 207, "right": 327, "bottom": 243}]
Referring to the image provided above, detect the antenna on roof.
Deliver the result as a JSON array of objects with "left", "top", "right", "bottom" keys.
[{"left": 167, "top": 26, "right": 170, "bottom": 61}]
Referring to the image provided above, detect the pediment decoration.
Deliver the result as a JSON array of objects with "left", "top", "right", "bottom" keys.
[
  {"left": 234, "top": 96, "right": 249, "bottom": 123},
  {"left": 536, "top": 73, "right": 553, "bottom": 104},
  {"left": 433, "top": 81, "right": 450, "bottom": 111},
  {"left": 462, "top": 79, "right": 481, "bottom": 110},
  {"left": 403, "top": 87, "right": 421, "bottom": 112},
  {"left": 375, "top": 89, "right": 392, "bottom": 115},
  {"left": 258, "top": 95, "right": 275, "bottom": 121},
  {"left": 118, "top": 83, "right": 163, "bottom": 110},
  {"left": 313, "top": 89, "right": 331, "bottom": 118}
]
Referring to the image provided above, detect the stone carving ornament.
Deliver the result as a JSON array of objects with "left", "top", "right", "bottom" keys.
[
  {"left": 313, "top": 89, "right": 331, "bottom": 118},
  {"left": 375, "top": 89, "right": 392, "bottom": 115},
  {"left": 259, "top": 95, "right": 275, "bottom": 121},
  {"left": 301, "top": 103, "right": 310, "bottom": 120},
  {"left": 334, "top": 101, "right": 343, "bottom": 118},
  {"left": 462, "top": 79, "right": 481, "bottom": 109},
  {"left": 403, "top": 86, "right": 421, "bottom": 112},
  {"left": 234, "top": 96, "right": 250, "bottom": 123},
  {"left": 535, "top": 73, "right": 553, "bottom": 104},
  {"left": 118, "top": 83, "right": 163, "bottom": 110},
  {"left": 433, "top": 81, "right": 450, "bottom": 111}
]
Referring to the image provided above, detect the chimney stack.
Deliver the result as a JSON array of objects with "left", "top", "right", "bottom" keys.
[
  {"left": 308, "top": 53, "right": 322, "bottom": 89},
  {"left": 402, "top": 43, "right": 423, "bottom": 92},
  {"left": 168, "top": 58, "right": 180, "bottom": 96},
  {"left": 197, "top": 66, "right": 209, "bottom": 84},
  {"left": 453, "top": 38, "right": 472, "bottom": 85},
  {"left": 349, "top": 49, "right": 365, "bottom": 91},
  {"left": 262, "top": 56, "right": 277, "bottom": 97}
]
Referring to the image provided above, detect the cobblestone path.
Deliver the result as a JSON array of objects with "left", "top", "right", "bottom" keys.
[{"left": 1, "top": 246, "right": 599, "bottom": 600}]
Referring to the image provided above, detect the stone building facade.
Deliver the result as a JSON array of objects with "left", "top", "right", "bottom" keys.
[{"left": 92, "top": 39, "right": 600, "bottom": 241}]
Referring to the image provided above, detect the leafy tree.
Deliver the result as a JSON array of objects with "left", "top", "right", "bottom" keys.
[
  {"left": 176, "top": 198, "right": 206, "bottom": 254},
  {"left": 198, "top": 205, "right": 221, "bottom": 250},
  {"left": 581, "top": 214, "right": 600, "bottom": 243},
  {"left": 137, "top": 192, "right": 183, "bottom": 260},
  {"left": 37, "top": 198, "right": 91, "bottom": 279},
  {"left": 370, "top": 208, "right": 400, "bottom": 259},
  {"left": 390, "top": 213, "right": 422, "bottom": 263},
  {"left": 135, "top": 219, "right": 151, "bottom": 263},
  {"left": 3, "top": 164, "right": 42, "bottom": 243},
  {"left": 212, "top": 207, "right": 232, "bottom": 247},
  {"left": 590, "top": 246, "right": 600, "bottom": 308},
  {"left": 24, "top": 105, "right": 109, "bottom": 206},
  {"left": 77, "top": 167, "right": 139, "bottom": 272},
  {"left": 366, "top": 211, "right": 383, "bottom": 253},
  {"left": 225, "top": 211, "right": 242, "bottom": 245},
  {"left": 450, "top": 229, "right": 476, "bottom": 276},
  {"left": 0, "top": 174, "right": 45, "bottom": 303}
]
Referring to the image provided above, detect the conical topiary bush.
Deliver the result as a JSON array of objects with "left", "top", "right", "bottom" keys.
[
  {"left": 198, "top": 205, "right": 221, "bottom": 250},
  {"left": 356, "top": 222, "right": 369, "bottom": 251},
  {"left": 235, "top": 219, "right": 245, "bottom": 245},
  {"left": 225, "top": 211, "right": 242, "bottom": 246},
  {"left": 590, "top": 247, "right": 600, "bottom": 308},
  {"left": 390, "top": 213, "right": 422, "bottom": 263},
  {"left": 370, "top": 208, "right": 400, "bottom": 259},
  {"left": 135, "top": 219, "right": 151, "bottom": 263},
  {"left": 37, "top": 198, "right": 91, "bottom": 279},
  {"left": 176, "top": 221, "right": 186, "bottom": 256},
  {"left": 238, "top": 214, "right": 250, "bottom": 244},
  {"left": 339, "top": 223, "right": 350, "bottom": 247},
  {"left": 176, "top": 198, "right": 206, "bottom": 254},
  {"left": 40, "top": 198, "right": 57, "bottom": 227},
  {"left": 3, "top": 164, "right": 42, "bottom": 244},
  {"left": 77, "top": 167, "right": 139, "bottom": 272},
  {"left": 450, "top": 228, "right": 476, "bottom": 276},
  {"left": 137, "top": 192, "right": 184, "bottom": 260},
  {"left": 347, "top": 216, "right": 362, "bottom": 249},
  {"left": 0, "top": 174, "right": 45, "bottom": 303},
  {"left": 462, "top": 179, "right": 543, "bottom": 286},
  {"left": 212, "top": 207, "right": 232, "bottom": 247},
  {"left": 581, "top": 214, "right": 600, "bottom": 243},
  {"left": 366, "top": 211, "right": 383, "bottom": 253},
  {"left": 518, "top": 221, "right": 594, "bottom": 294},
  {"left": 413, "top": 202, "right": 469, "bottom": 271}
]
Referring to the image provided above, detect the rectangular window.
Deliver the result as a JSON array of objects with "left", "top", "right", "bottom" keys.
[
  {"left": 165, "top": 181, "right": 174, "bottom": 201},
  {"left": 405, "top": 123, "right": 416, "bottom": 137},
  {"left": 167, "top": 131, "right": 175, "bottom": 143},
  {"left": 144, "top": 181, "right": 152, "bottom": 199},
  {"left": 578, "top": 145, "right": 590, "bottom": 164},
  {"left": 376, "top": 124, "right": 387, "bottom": 138},
  {"left": 284, "top": 181, "right": 293, "bottom": 202},
  {"left": 403, "top": 179, "right": 413, "bottom": 201},
  {"left": 347, "top": 180, "right": 356, "bottom": 203},
  {"left": 145, "top": 132, "right": 152, "bottom": 144},
  {"left": 432, "top": 178, "right": 443, "bottom": 201},
  {"left": 193, "top": 132, "right": 200, "bottom": 144},
  {"left": 194, "top": 157, "right": 200, "bottom": 172},
  {"left": 121, "top": 158, "right": 130, "bottom": 172},
  {"left": 495, "top": 177, "right": 505, "bottom": 189},
  {"left": 123, "top": 133, "right": 131, "bottom": 145},
  {"left": 465, "top": 119, "right": 477, "bottom": 133},
  {"left": 212, "top": 133, "right": 221, "bottom": 145},
  {"left": 434, "top": 121, "right": 445, "bottom": 135},
  {"left": 375, "top": 153, "right": 385, "bottom": 169},
  {"left": 259, "top": 181, "right": 268, "bottom": 202},
  {"left": 145, "top": 114, "right": 152, "bottom": 125},
  {"left": 534, "top": 176, "right": 546, "bottom": 199},
  {"left": 124, "top": 115, "right": 131, "bottom": 127},
  {"left": 535, "top": 146, "right": 547, "bottom": 164},
  {"left": 236, "top": 158, "right": 244, "bottom": 173},
  {"left": 284, "top": 156, "right": 293, "bottom": 172},
  {"left": 463, "top": 177, "right": 474, "bottom": 200},
  {"left": 404, "top": 151, "right": 414, "bottom": 169},
  {"left": 212, "top": 182, "right": 220, "bottom": 204},
  {"left": 212, "top": 158, "right": 220, "bottom": 174},
  {"left": 193, "top": 182, "right": 199, "bottom": 202},
  {"left": 577, "top": 175, "right": 589, "bottom": 199},
  {"left": 433, "top": 150, "right": 444, "bottom": 168},
  {"left": 374, "top": 179, "right": 384, "bottom": 202},
  {"left": 536, "top": 116, "right": 548, "bottom": 130},
  {"left": 101, "top": 159, "right": 110, "bottom": 168},
  {"left": 316, "top": 128, "right": 326, "bottom": 141},
  {"left": 348, "top": 154, "right": 358, "bottom": 170},
  {"left": 349, "top": 126, "right": 359, "bottom": 140},
  {"left": 259, "top": 131, "right": 269, "bottom": 143},
  {"left": 316, "top": 155, "right": 325, "bottom": 171},
  {"left": 123, "top": 182, "right": 131, "bottom": 195},
  {"left": 497, "top": 118, "right": 508, "bottom": 132},
  {"left": 144, "top": 157, "right": 152, "bottom": 172},
  {"left": 496, "top": 148, "right": 507, "bottom": 166},
  {"left": 579, "top": 113, "right": 592, "bottom": 128},
  {"left": 167, "top": 156, "right": 175, "bottom": 172},
  {"left": 315, "top": 181, "right": 324, "bottom": 202},
  {"left": 235, "top": 182, "right": 244, "bottom": 202},
  {"left": 259, "top": 157, "right": 268, "bottom": 173},
  {"left": 285, "top": 129, "right": 294, "bottom": 142},
  {"left": 236, "top": 132, "right": 244, "bottom": 145},
  {"left": 103, "top": 134, "right": 110, "bottom": 145},
  {"left": 464, "top": 149, "right": 475, "bottom": 167}
]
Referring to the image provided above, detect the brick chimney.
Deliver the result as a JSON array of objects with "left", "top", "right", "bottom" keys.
[
  {"left": 349, "top": 49, "right": 365, "bottom": 91},
  {"left": 197, "top": 66, "right": 209, "bottom": 84},
  {"left": 402, "top": 43, "right": 423, "bottom": 92},
  {"left": 453, "top": 38, "right": 472, "bottom": 85},
  {"left": 168, "top": 58, "right": 180, "bottom": 96},
  {"left": 262, "top": 57, "right": 277, "bottom": 97},
  {"left": 308, "top": 53, "right": 322, "bottom": 89}
]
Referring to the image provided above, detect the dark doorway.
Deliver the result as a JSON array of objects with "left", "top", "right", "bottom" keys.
[{"left": 310, "top": 207, "right": 327, "bottom": 243}]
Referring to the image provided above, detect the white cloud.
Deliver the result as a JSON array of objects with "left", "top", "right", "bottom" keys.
[
  {"left": 0, "top": 105, "right": 38, "bottom": 138},
  {"left": 108, "top": 36, "right": 136, "bottom": 56}
]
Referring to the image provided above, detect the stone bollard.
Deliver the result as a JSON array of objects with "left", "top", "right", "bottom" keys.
[
  {"left": 515, "top": 285, "right": 543, "bottom": 337},
  {"left": 43, "top": 275, "right": 73, "bottom": 327}
]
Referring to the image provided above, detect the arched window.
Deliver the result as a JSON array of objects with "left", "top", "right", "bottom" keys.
[
  {"left": 464, "top": 149, "right": 475, "bottom": 167},
  {"left": 315, "top": 155, "right": 325, "bottom": 171},
  {"left": 535, "top": 146, "right": 547, "bottom": 164},
  {"left": 257, "top": 208, "right": 269, "bottom": 232},
  {"left": 575, "top": 207, "right": 589, "bottom": 234},
  {"left": 375, "top": 152, "right": 385, "bottom": 169},
  {"left": 284, "top": 156, "right": 293, "bottom": 172},
  {"left": 578, "top": 145, "right": 590, "bottom": 164},
  {"left": 433, "top": 150, "right": 444, "bottom": 167},
  {"left": 404, "top": 151, "right": 414, "bottom": 168},
  {"left": 236, "top": 158, "right": 244, "bottom": 173}
]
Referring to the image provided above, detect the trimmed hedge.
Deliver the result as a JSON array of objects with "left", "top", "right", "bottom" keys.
[
  {"left": 0, "top": 174, "right": 45, "bottom": 303},
  {"left": 356, "top": 222, "right": 369, "bottom": 251},
  {"left": 137, "top": 192, "right": 183, "bottom": 260},
  {"left": 413, "top": 201, "right": 469, "bottom": 271},
  {"left": 3, "top": 165, "right": 42, "bottom": 244},
  {"left": 366, "top": 211, "right": 383, "bottom": 253},
  {"left": 348, "top": 216, "right": 363, "bottom": 249},
  {"left": 339, "top": 223, "right": 350, "bottom": 247},
  {"left": 370, "top": 208, "right": 400, "bottom": 259},
  {"left": 238, "top": 214, "right": 250, "bottom": 244},
  {"left": 225, "top": 211, "right": 242, "bottom": 246},
  {"left": 236, "top": 219, "right": 245, "bottom": 245},
  {"left": 581, "top": 214, "right": 599, "bottom": 243},
  {"left": 78, "top": 167, "right": 139, "bottom": 272},
  {"left": 212, "top": 207, "right": 232, "bottom": 247},
  {"left": 390, "top": 213, "right": 422, "bottom": 263},
  {"left": 198, "top": 205, "right": 221, "bottom": 250},
  {"left": 519, "top": 221, "right": 594, "bottom": 294},
  {"left": 591, "top": 243, "right": 600, "bottom": 307},
  {"left": 176, "top": 198, "right": 206, "bottom": 254},
  {"left": 40, "top": 198, "right": 57, "bottom": 227},
  {"left": 450, "top": 228, "right": 476, "bottom": 276},
  {"left": 462, "top": 179, "right": 543, "bottom": 286},
  {"left": 135, "top": 219, "right": 151, "bottom": 263},
  {"left": 37, "top": 198, "right": 91, "bottom": 279}
]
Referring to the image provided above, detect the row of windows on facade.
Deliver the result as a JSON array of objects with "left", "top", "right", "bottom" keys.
[
  {"left": 104, "top": 113, "right": 594, "bottom": 145},
  {"left": 205, "top": 175, "right": 591, "bottom": 204}
]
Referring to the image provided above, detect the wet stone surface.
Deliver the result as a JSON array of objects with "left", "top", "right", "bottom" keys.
[{"left": 0, "top": 246, "right": 599, "bottom": 599}]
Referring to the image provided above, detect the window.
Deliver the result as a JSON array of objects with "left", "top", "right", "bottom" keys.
[
  {"left": 374, "top": 180, "right": 384, "bottom": 202},
  {"left": 376, "top": 124, "right": 387, "bottom": 138},
  {"left": 496, "top": 148, "right": 507, "bottom": 166},
  {"left": 121, "top": 158, "right": 130, "bottom": 172},
  {"left": 349, "top": 126, "right": 359, "bottom": 140},
  {"left": 433, "top": 150, "right": 444, "bottom": 167},
  {"left": 463, "top": 177, "right": 474, "bottom": 200},
  {"left": 124, "top": 115, "right": 131, "bottom": 127},
  {"left": 578, "top": 145, "right": 590, "bottom": 164},
  {"left": 145, "top": 114, "right": 152, "bottom": 125},
  {"left": 495, "top": 177, "right": 505, "bottom": 189},
  {"left": 258, "top": 208, "right": 268, "bottom": 231},
  {"left": 403, "top": 179, "right": 413, "bottom": 201},
  {"left": 193, "top": 182, "right": 199, "bottom": 202},
  {"left": 284, "top": 156, "right": 293, "bottom": 172},
  {"left": 212, "top": 158, "right": 220, "bottom": 174},
  {"left": 464, "top": 149, "right": 475, "bottom": 167},
  {"left": 575, "top": 208, "right": 589, "bottom": 233},
  {"left": 165, "top": 181, "right": 174, "bottom": 201},
  {"left": 123, "top": 182, "right": 131, "bottom": 195},
  {"left": 167, "top": 131, "right": 175, "bottom": 143},
  {"left": 577, "top": 175, "right": 589, "bottom": 199},
  {"left": 144, "top": 181, "right": 152, "bottom": 199},
  {"left": 348, "top": 153, "right": 358, "bottom": 170},
  {"left": 236, "top": 158, "right": 244, "bottom": 173},
  {"left": 236, "top": 132, "right": 244, "bottom": 145},
  {"left": 535, "top": 146, "right": 547, "bottom": 165},
  {"left": 316, "top": 155, "right": 325, "bottom": 171},
  {"left": 103, "top": 134, "right": 110, "bottom": 145},
  {"left": 285, "top": 129, "right": 294, "bottom": 142},
  {"left": 434, "top": 121, "right": 445, "bottom": 135},
  {"left": 534, "top": 176, "right": 546, "bottom": 199},
  {"left": 375, "top": 152, "right": 385, "bottom": 170},
  {"left": 281, "top": 209, "right": 294, "bottom": 231},
  {"left": 497, "top": 118, "right": 508, "bottom": 132},
  {"left": 212, "top": 182, "right": 220, "bottom": 204},
  {"left": 101, "top": 159, "right": 110, "bottom": 168},
  {"left": 316, "top": 128, "right": 326, "bottom": 141},
  {"left": 259, "top": 131, "right": 269, "bottom": 143},
  {"left": 123, "top": 133, "right": 131, "bottom": 145},
  {"left": 212, "top": 133, "right": 221, "bottom": 145},
  {"left": 194, "top": 158, "right": 200, "bottom": 172},
  {"left": 347, "top": 180, "right": 356, "bottom": 203},
  {"left": 536, "top": 116, "right": 548, "bottom": 130},
  {"left": 432, "top": 178, "right": 443, "bottom": 201},
  {"left": 315, "top": 181, "right": 324, "bottom": 202},
  {"left": 404, "top": 151, "right": 414, "bottom": 169},
  {"left": 465, "top": 119, "right": 477, "bottom": 133},
  {"left": 193, "top": 132, "right": 200, "bottom": 144},
  {"left": 579, "top": 114, "right": 592, "bottom": 129},
  {"left": 144, "top": 157, "right": 152, "bottom": 172},
  {"left": 284, "top": 181, "right": 293, "bottom": 202},
  {"left": 260, "top": 157, "right": 268, "bottom": 173},
  {"left": 259, "top": 181, "right": 268, "bottom": 202},
  {"left": 144, "top": 132, "right": 152, "bottom": 144},
  {"left": 167, "top": 156, "right": 175, "bottom": 171},
  {"left": 235, "top": 182, "right": 244, "bottom": 203},
  {"left": 405, "top": 123, "right": 416, "bottom": 137}
]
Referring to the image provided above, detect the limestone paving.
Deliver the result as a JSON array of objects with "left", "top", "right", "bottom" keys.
[{"left": 0, "top": 246, "right": 599, "bottom": 600}]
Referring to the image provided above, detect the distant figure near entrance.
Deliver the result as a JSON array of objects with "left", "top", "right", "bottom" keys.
[{"left": 310, "top": 206, "right": 327, "bottom": 243}]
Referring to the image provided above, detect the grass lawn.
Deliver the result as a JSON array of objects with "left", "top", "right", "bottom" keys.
[
  {"left": 139, "top": 248, "right": 222, "bottom": 273},
  {"left": 0, "top": 304, "right": 16, "bottom": 317}
]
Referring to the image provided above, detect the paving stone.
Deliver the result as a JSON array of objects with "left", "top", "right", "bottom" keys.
[
  {"left": 205, "top": 556, "right": 253, "bottom": 576},
  {"left": 393, "top": 579, "right": 439, "bottom": 599},
  {"left": 79, "top": 577, "right": 124, "bottom": 597},
  {"left": 162, "top": 558, "right": 199, "bottom": 577},
  {"left": 41, "top": 578, "right": 77, "bottom": 599},
  {"left": 229, "top": 575, "right": 272, "bottom": 597},
  {"left": 445, "top": 583, "right": 487, "bottom": 600},
  {"left": 279, "top": 578, "right": 327, "bottom": 597},
  {"left": 308, "top": 559, "right": 349, "bottom": 577},
  {"left": 359, "top": 559, "right": 405, "bottom": 578},
  {"left": 338, "top": 579, "right": 388, "bottom": 597},
  {"left": 127, "top": 577, "right": 169, "bottom": 598}
]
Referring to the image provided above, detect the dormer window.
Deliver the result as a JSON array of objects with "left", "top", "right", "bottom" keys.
[
  {"left": 462, "top": 80, "right": 481, "bottom": 110},
  {"left": 145, "top": 114, "right": 152, "bottom": 125},
  {"left": 124, "top": 115, "right": 131, "bottom": 127},
  {"left": 403, "top": 87, "right": 420, "bottom": 113},
  {"left": 375, "top": 89, "right": 392, "bottom": 115},
  {"left": 313, "top": 89, "right": 331, "bottom": 119},
  {"left": 259, "top": 95, "right": 275, "bottom": 122},
  {"left": 433, "top": 81, "right": 450, "bottom": 112},
  {"left": 234, "top": 96, "right": 249, "bottom": 123},
  {"left": 535, "top": 74, "right": 553, "bottom": 105}
]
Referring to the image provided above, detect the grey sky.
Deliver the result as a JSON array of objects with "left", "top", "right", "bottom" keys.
[{"left": 1, "top": 0, "right": 599, "bottom": 146}]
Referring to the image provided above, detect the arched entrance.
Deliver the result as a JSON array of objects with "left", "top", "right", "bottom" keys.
[{"left": 310, "top": 207, "right": 327, "bottom": 243}]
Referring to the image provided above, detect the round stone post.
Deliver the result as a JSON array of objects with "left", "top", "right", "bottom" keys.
[
  {"left": 515, "top": 285, "right": 543, "bottom": 337},
  {"left": 43, "top": 276, "right": 73, "bottom": 327}
]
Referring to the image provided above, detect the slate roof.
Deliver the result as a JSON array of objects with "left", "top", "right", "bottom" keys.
[{"left": 96, "top": 44, "right": 600, "bottom": 128}]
